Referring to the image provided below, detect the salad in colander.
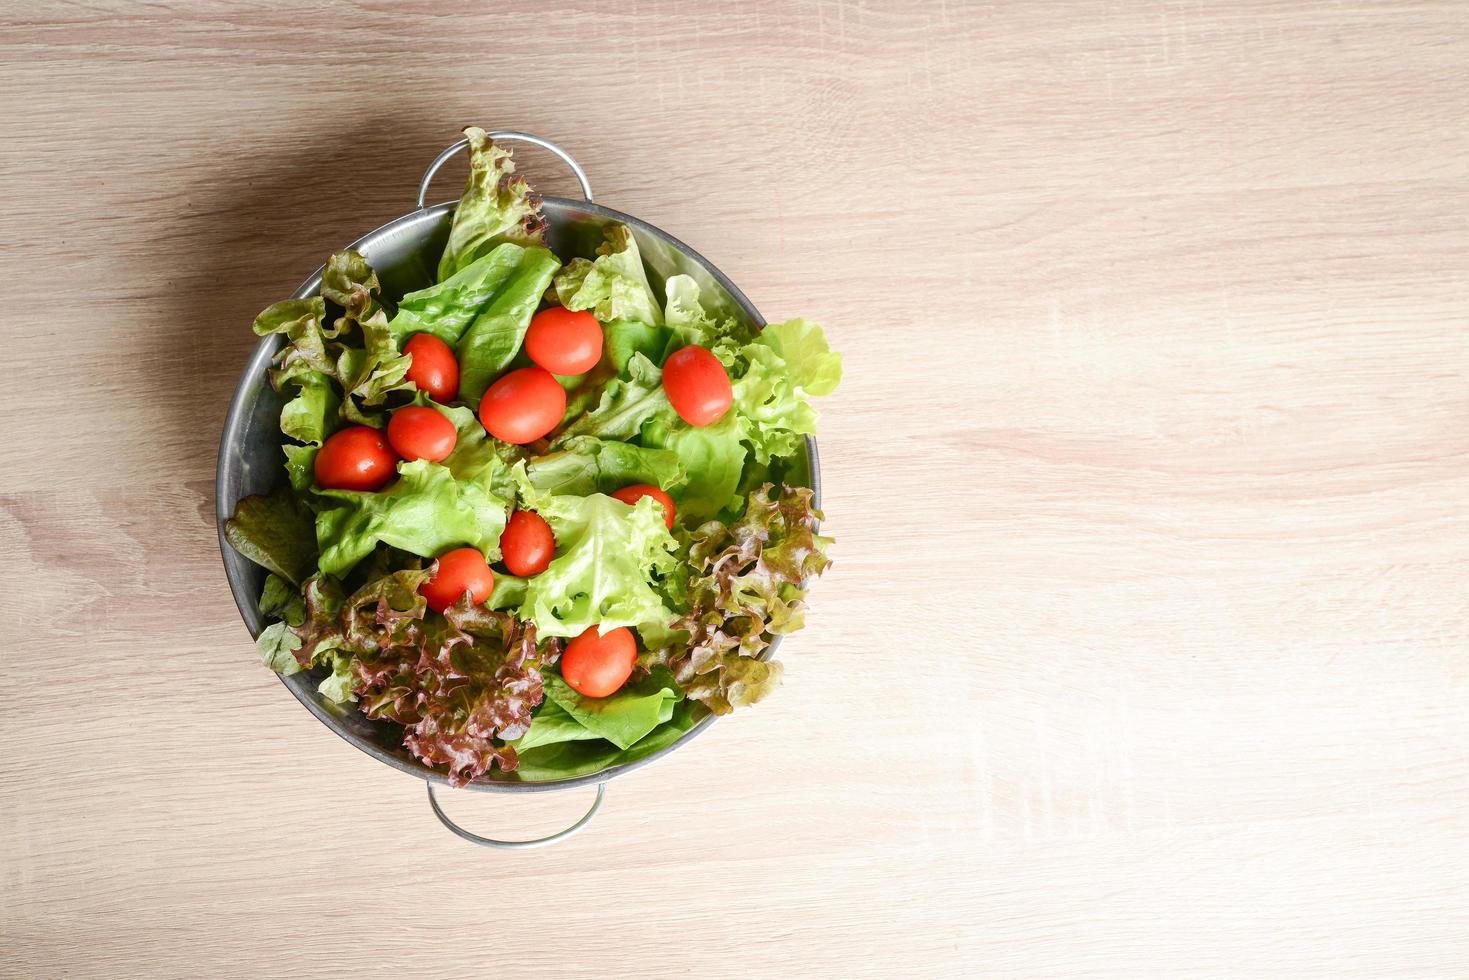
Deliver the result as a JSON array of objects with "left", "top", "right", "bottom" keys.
[{"left": 224, "top": 128, "right": 840, "bottom": 785}]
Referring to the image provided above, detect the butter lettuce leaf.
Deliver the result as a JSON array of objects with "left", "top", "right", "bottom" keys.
[
  {"left": 514, "top": 472, "right": 680, "bottom": 639},
  {"left": 553, "top": 224, "right": 663, "bottom": 325},
  {"left": 315, "top": 459, "right": 510, "bottom": 577},
  {"left": 455, "top": 246, "right": 562, "bottom": 402},
  {"left": 388, "top": 243, "right": 529, "bottom": 347}
]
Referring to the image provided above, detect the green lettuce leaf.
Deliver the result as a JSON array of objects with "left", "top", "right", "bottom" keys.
[
  {"left": 603, "top": 319, "right": 670, "bottom": 372},
  {"left": 283, "top": 444, "right": 319, "bottom": 494},
  {"left": 437, "top": 127, "right": 547, "bottom": 281},
  {"left": 317, "top": 650, "right": 357, "bottom": 703},
  {"left": 640, "top": 413, "right": 746, "bottom": 522},
  {"left": 542, "top": 668, "right": 679, "bottom": 749},
  {"left": 315, "top": 459, "right": 510, "bottom": 577},
  {"left": 259, "top": 572, "right": 305, "bottom": 626},
  {"left": 278, "top": 372, "right": 340, "bottom": 445},
  {"left": 432, "top": 401, "right": 517, "bottom": 495},
  {"left": 257, "top": 622, "right": 304, "bottom": 675},
  {"left": 512, "top": 700, "right": 698, "bottom": 780},
  {"left": 510, "top": 698, "right": 601, "bottom": 750},
  {"left": 525, "top": 435, "right": 685, "bottom": 497},
  {"left": 722, "top": 319, "right": 840, "bottom": 465},
  {"left": 553, "top": 224, "right": 663, "bottom": 324},
  {"left": 388, "top": 242, "right": 528, "bottom": 347},
  {"left": 514, "top": 473, "right": 680, "bottom": 638},
  {"left": 553, "top": 352, "right": 672, "bottom": 445},
  {"left": 759, "top": 318, "right": 842, "bottom": 396},
  {"left": 455, "top": 246, "right": 562, "bottom": 402},
  {"left": 224, "top": 485, "right": 318, "bottom": 586}
]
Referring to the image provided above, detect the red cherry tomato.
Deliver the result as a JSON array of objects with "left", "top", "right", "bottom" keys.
[
  {"left": 403, "top": 333, "right": 460, "bottom": 403},
  {"left": 314, "top": 426, "right": 398, "bottom": 491},
  {"left": 610, "top": 484, "right": 676, "bottom": 530},
  {"left": 662, "top": 344, "right": 733, "bottom": 426},
  {"left": 479, "top": 367, "right": 566, "bottom": 444},
  {"left": 420, "top": 547, "right": 495, "bottom": 613},
  {"left": 525, "top": 307, "right": 604, "bottom": 375},
  {"left": 386, "top": 405, "right": 457, "bottom": 462},
  {"left": 499, "top": 510, "right": 555, "bottom": 577},
  {"left": 561, "top": 625, "right": 637, "bottom": 698}
]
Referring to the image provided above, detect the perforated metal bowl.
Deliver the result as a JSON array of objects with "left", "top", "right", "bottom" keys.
[{"left": 216, "top": 131, "right": 819, "bottom": 847}]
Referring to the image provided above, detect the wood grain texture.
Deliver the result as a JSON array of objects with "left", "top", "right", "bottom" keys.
[{"left": 3, "top": 1, "right": 1468, "bottom": 976}]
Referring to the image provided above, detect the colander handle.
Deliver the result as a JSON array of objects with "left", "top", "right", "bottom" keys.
[
  {"left": 425, "top": 781, "right": 605, "bottom": 849},
  {"left": 417, "top": 130, "right": 593, "bottom": 209}
]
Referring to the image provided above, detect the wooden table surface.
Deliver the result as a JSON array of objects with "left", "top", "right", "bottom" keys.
[{"left": 4, "top": 2, "right": 1468, "bottom": 977}]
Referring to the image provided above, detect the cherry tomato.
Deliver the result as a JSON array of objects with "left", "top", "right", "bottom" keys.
[
  {"left": 525, "top": 307, "right": 603, "bottom": 375},
  {"left": 499, "top": 510, "right": 555, "bottom": 577},
  {"left": 420, "top": 547, "right": 495, "bottom": 613},
  {"left": 561, "top": 625, "right": 637, "bottom": 698},
  {"left": 386, "top": 405, "right": 457, "bottom": 462},
  {"left": 662, "top": 344, "right": 733, "bottom": 426},
  {"left": 479, "top": 367, "right": 566, "bottom": 444},
  {"left": 403, "top": 333, "right": 460, "bottom": 403},
  {"left": 611, "top": 484, "right": 676, "bottom": 530},
  {"left": 314, "top": 426, "right": 398, "bottom": 492}
]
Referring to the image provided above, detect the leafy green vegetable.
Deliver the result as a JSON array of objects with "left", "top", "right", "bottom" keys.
[
  {"left": 553, "top": 224, "right": 663, "bottom": 324},
  {"left": 553, "top": 352, "right": 672, "bottom": 445},
  {"left": 437, "top": 127, "right": 547, "bottom": 281},
  {"left": 455, "top": 246, "right": 562, "bottom": 402},
  {"left": 317, "top": 650, "right": 357, "bottom": 703},
  {"left": 510, "top": 698, "right": 600, "bottom": 751},
  {"left": 759, "top": 318, "right": 843, "bottom": 396},
  {"left": 282, "top": 444, "right": 318, "bottom": 494},
  {"left": 278, "top": 372, "right": 340, "bottom": 445},
  {"left": 542, "top": 668, "right": 679, "bottom": 749},
  {"left": 513, "top": 700, "right": 699, "bottom": 780},
  {"left": 650, "top": 484, "right": 831, "bottom": 714},
  {"left": 259, "top": 573, "right": 305, "bottom": 626},
  {"left": 525, "top": 435, "right": 685, "bottom": 497},
  {"left": 514, "top": 473, "right": 680, "bottom": 639},
  {"left": 721, "top": 319, "right": 841, "bottom": 464},
  {"left": 603, "top": 319, "right": 670, "bottom": 372},
  {"left": 315, "top": 459, "right": 509, "bottom": 577},
  {"left": 254, "top": 251, "right": 414, "bottom": 429},
  {"left": 257, "top": 622, "right": 303, "bottom": 675},
  {"left": 433, "top": 401, "right": 517, "bottom": 496},
  {"left": 224, "top": 486, "right": 317, "bottom": 586},
  {"left": 641, "top": 413, "right": 746, "bottom": 522},
  {"left": 388, "top": 243, "right": 528, "bottom": 347}
]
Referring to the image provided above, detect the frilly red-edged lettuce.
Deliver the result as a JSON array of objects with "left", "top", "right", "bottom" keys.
[
  {"left": 437, "top": 126, "right": 547, "bottom": 281},
  {"left": 648, "top": 484, "right": 832, "bottom": 714}
]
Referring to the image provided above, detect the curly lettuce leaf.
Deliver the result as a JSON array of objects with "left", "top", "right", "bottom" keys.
[
  {"left": 759, "top": 318, "right": 842, "bottom": 396},
  {"left": 553, "top": 224, "right": 663, "bottom": 325},
  {"left": 265, "top": 564, "right": 564, "bottom": 786},
  {"left": 455, "top": 246, "right": 562, "bottom": 402},
  {"left": 224, "top": 485, "right": 318, "bottom": 586},
  {"left": 651, "top": 484, "right": 831, "bottom": 714},
  {"left": 722, "top": 319, "right": 842, "bottom": 465},
  {"left": 314, "top": 459, "right": 510, "bottom": 577},
  {"left": 514, "top": 473, "right": 680, "bottom": 638},
  {"left": 438, "top": 127, "right": 547, "bottom": 281},
  {"left": 254, "top": 251, "right": 415, "bottom": 429},
  {"left": 553, "top": 352, "right": 672, "bottom": 445},
  {"left": 526, "top": 435, "right": 685, "bottom": 497},
  {"left": 640, "top": 413, "right": 746, "bottom": 523}
]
